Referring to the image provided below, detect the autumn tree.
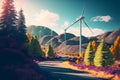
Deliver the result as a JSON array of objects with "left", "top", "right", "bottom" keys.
[
  {"left": 84, "top": 42, "right": 94, "bottom": 65},
  {"left": 0, "top": 0, "right": 17, "bottom": 36},
  {"left": 26, "top": 32, "right": 32, "bottom": 41},
  {"left": 110, "top": 36, "right": 120, "bottom": 61},
  {"left": 91, "top": 40, "right": 97, "bottom": 51},
  {"left": 94, "top": 39, "right": 114, "bottom": 67},
  {"left": 45, "top": 45, "right": 55, "bottom": 58},
  {"left": 28, "top": 36, "right": 43, "bottom": 57}
]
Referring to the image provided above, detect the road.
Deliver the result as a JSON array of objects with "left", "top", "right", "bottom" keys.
[{"left": 38, "top": 60, "right": 108, "bottom": 80}]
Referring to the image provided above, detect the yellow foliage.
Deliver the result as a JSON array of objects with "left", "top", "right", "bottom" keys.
[
  {"left": 26, "top": 33, "right": 32, "bottom": 41},
  {"left": 63, "top": 52, "right": 69, "bottom": 55},
  {"left": 112, "top": 75, "right": 120, "bottom": 80},
  {"left": 79, "top": 52, "right": 85, "bottom": 58},
  {"left": 73, "top": 52, "right": 79, "bottom": 56},
  {"left": 110, "top": 36, "right": 120, "bottom": 61},
  {"left": 75, "top": 59, "right": 81, "bottom": 64},
  {"left": 62, "top": 61, "right": 79, "bottom": 70},
  {"left": 91, "top": 40, "right": 97, "bottom": 51}
]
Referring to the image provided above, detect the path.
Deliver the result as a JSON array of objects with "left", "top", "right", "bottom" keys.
[{"left": 38, "top": 60, "right": 108, "bottom": 80}]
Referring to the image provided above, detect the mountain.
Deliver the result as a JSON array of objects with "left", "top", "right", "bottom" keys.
[
  {"left": 28, "top": 26, "right": 120, "bottom": 54},
  {"left": 97, "top": 32, "right": 112, "bottom": 40},
  {"left": 66, "top": 36, "right": 89, "bottom": 45},
  {"left": 54, "top": 28, "right": 120, "bottom": 53},
  {"left": 55, "top": 36, "right": 89, "bottom": 53},
  {"left": 105, "top": 28, "right": 120, "bottom": 44},
  {"left": 27, "top": 25, "right": 58, "bottom": 39},
  {"left": 39, "top": 35, "right": 53, "bottom": 45},
  {"left": 45, "top": 33, "right": 76, "bottom": 48},
  {"left": 95, "top": 28, "right": 120, "bottom": 44}
]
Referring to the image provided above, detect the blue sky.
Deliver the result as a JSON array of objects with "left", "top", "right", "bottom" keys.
[{"left": 1, "top": 0, "right": 120, "bottom": 37}]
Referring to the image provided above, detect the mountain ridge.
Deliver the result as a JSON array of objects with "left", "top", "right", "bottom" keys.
[{"left": 27, "top": 26, "right": 120, "bottom": 53}]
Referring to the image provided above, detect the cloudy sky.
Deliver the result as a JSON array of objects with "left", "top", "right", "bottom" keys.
[{"left": 1, "top": 0, "right": 120, "bottom": 37}]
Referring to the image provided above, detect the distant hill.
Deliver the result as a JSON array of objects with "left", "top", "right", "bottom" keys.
[
  {"left": 105, "top": 28, "right": 120, "bottom": 44},
  {"left": 27, "top": 26, "right": 120, "bottom": 53},
  {"left": 39, "top": 35, "right": 53, "bottom": 45},
  {"left": 27, "top": 25, "right": 58, "bottom": 39},
  {"left": 96, "top": 32, "right": 112, "bottom": 40},
  {"left": 45, "top": 33, "right": 76, "bottom": 48},
  {"left": 55, "top": 36, "right": 89, "bottom": 53},
  {"left": 66, "top": 36, "right": 89, "bottom": 45},
  {"left": 54, "top": 28, "right": 120, "bottom": 53}
]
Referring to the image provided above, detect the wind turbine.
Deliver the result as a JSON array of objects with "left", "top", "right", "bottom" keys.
[{"left": 64, "top": 7, "right": 93, "bottom": 55}]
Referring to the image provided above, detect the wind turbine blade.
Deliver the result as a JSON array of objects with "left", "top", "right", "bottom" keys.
[
  {"left": 65, "top": 20, "right": 79, "bottom": 30},
  {"left": 81, "top": 7, "right": 85, "bottom": 16},
  {"left": 81, "top": 0, "right": 85, "bottom": 16},
  {"left": 83, "top": 19, "right": 94, "bottom": 34}
]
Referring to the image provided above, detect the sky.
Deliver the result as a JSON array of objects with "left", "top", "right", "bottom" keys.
[{"left": 0, "top": 0, "right": 120, "bottom": 37}]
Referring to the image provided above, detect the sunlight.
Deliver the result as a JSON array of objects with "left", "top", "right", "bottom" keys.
[{"left": 14, "top": 0, "right": 28, "bottom": 11}]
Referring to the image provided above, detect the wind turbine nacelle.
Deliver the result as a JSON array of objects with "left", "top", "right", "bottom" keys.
[{"left": 76, "top": 16, "right": 84, "bottom": 21}]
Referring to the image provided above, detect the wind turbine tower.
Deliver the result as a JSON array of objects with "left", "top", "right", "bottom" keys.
[{"left": 64, "top": 4, "right": 93, "bottom": 55}]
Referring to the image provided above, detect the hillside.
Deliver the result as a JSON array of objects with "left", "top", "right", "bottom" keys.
[
  {"left": 27, "top": 26, "right": 120, "bottom": 53},
  {"left": 105, "top": 28, "right": 120, "bottom": 44},
  {"left": 27, "top": 25, "right": 58, "bottom": 39},
  {"left": 45, "top": 33, "right": 76, "bottom": 48},
  {"left": 56, "top": 28, "right": 120, "bottom": 53}
]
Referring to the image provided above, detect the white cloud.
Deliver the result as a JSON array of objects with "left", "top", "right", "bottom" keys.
[
  {"left": 35, "top": 9, "right": 59, "bottom": 27},
  {"left": 64, "top": 21, "right": 69, "bottom": 27},
  {"left": 58, "top": 21, "right": 105, "bottom": 37},
  {"left": 91, "top": 15, "right": 112, "bottom": 22},
  {"left": 60, "top": 21, "right": 69, "bottom": 29},
  {"left": 82, "top": 28, "right": 105, "bottom": 37},
  {"left": 64, "top": 27, "right": 105, "bottom": 37},
  {"left": 57, "top": 21, "right": 70, "bottom": 35},
  {"left": 27, "top": 9, "right": 59, "bottom": 27}
]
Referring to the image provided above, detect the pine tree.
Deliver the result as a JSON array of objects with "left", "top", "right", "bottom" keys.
[
  {"left": 94, "top": 39, "right": 114, "bottom": 67},
  {"left": 84, "top": 42, "right": 94, "bottom": 65},
  {"left": 0, "top": 0, "right": 17, "bottom": 36},
  {"left": 16, "top": 9, "right": 27, "bottom": 44},
  {"left": 28, "top": 36, "right": 43, "bottom": 57},
  {"left": 110, "top": 36, "right": 120, "bottom": 61},
  {"left": 17, "top": 9, "right": 26, "bottom": 33},
  {"left": 45, "top": 45, "right": 55, "bottom": 58}
]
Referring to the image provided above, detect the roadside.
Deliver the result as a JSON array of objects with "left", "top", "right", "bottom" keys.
[{"left": 38, "top": 60, "right": 108, "bottom": 80}]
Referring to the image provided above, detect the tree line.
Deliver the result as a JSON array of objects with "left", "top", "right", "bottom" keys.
[
  {"left": 0, "top": 0, "right": 27, "bottom": 45},
  {"left": 84, "top": 36, "right": 120, "bottom": 67},
  {"left": 0, "top": 0, "right": 56, "bottom": 59}
]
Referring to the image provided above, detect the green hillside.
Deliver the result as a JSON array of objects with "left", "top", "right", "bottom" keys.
[{"left": 27, "top": 25, "right": 58, "bottom": 39}]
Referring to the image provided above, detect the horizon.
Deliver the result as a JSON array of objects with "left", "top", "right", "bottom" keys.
[
  {"left": 28, "top": 25, "right": 120, "bottom": 38},
  {"left": 0, "top": 0, "right": 119, "bottom": 37}
]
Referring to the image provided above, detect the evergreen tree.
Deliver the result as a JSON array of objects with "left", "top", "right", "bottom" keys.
[
  {"left": 94, "top": 39, "right": 114, "bottom": 67},
  {"left": 0, "top": 0, "right": 17, "bottom": 36},
  {"left": 17, "top": 9, "right": 26, "bottom": 33},
  {"left": 84, "top": 42, "right": 94, "bottom": 65},
  {"left": 45, "top": 45, "right": 55, "bottom": 58},
  {"left": 28, "top": 36, "right": 43, "bottom": 57},
  {"left": 16, "top": 9, "right": 27, "bottom": 44}
]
